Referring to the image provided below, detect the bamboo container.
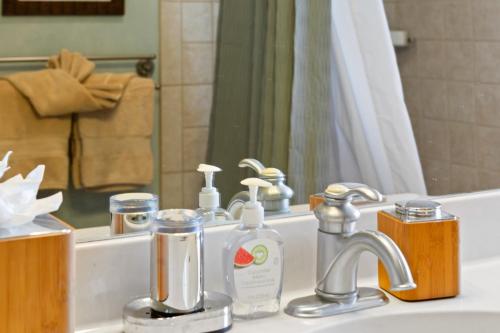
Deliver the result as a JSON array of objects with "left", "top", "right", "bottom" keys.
[
  {"left": 309, "top": 194, "right": 324, "bottom": 210},
  {"left": 0, "top": 214, "right": 74, "bottom": 332},
  {"left": 378, "top": 200, "right": 459, "bottom": 301}
]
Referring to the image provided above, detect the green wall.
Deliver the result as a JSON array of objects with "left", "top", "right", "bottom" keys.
[{"left": 0, "top": 0, "right": 160, "bottom": 229}]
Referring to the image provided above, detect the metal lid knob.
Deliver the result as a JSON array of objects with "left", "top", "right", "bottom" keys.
[{"left": 395, "top": 200, "right": 441, "bottom": 218}]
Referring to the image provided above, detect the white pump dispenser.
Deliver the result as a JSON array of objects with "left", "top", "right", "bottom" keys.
[
  {"left": 222, "top": 177, "right": 284, "bottom": 319},
  {"left": 197, "top": 163, "right": 222, "bottom": 209},
  {"left": 196, "top": 163, "right": 232, "bottom": 224},
  {"left": 240, "top": 178, "right": 272, "bottom": 227}
]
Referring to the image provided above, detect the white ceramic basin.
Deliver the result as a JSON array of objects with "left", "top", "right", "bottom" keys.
[{"left": 310, "top": 312, "right": 500, "bottom": 333}]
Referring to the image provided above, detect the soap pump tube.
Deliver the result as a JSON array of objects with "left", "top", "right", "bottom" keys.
[
  {"left": 223, "top": 177, "right": 284, "bottom": 319},
  {"left": 196, "top": 163, "right": 232, "bottom": 225}
]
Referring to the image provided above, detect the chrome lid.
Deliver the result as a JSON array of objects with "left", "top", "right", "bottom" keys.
[
  {"left": 153, "top": 209, "right": 202, "bottom": 233},
  {"left": 395, "top": 200, "right": 441, "bottom": 218},
  {"left": 110, "top": 193, "right": 159, "bottom": 214}
]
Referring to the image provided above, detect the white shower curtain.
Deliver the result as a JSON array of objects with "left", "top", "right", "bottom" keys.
[{"left": 289, "top": 0, "right": 426, "bottom": 202}]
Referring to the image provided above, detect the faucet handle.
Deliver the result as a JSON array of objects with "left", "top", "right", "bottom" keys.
[
  {"left": 325, "top": 183, "right": 383, "bottom": 202},
  {"left": 239, "top": 158, "right": 266, "bottom": 175},
  {"left": 315, "top": 183, "right": 383, "bottom": 233},
  {"left": 238, "top": 158, "right": 285, "bottom": 179}
]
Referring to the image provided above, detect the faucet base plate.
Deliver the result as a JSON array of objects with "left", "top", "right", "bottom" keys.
[
  {"left": 284, "top": 287, "right": 389, "bottom": 318},
  {"left": 123, "top": 291, "right": 232, "bottom": 333}
]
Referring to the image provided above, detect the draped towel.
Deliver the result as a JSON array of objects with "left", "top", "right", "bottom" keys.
[
  {"left": 5, "top": 49, "right": 133, "bottom": 117},
  {"left": 0, "top": 49, "right": 154, "bottom": 191}
]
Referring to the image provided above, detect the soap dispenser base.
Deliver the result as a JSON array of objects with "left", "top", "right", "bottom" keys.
[
  {"left": 285, "top": 287, "right": 389, "bottom": 318},
  {"left": 123, "top": 291, "right": 232, "bottom": 333}
]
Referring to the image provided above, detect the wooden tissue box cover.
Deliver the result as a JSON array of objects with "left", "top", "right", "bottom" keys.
[
  {"left": 377, "top": 210, "right": 460, "bottom": 301},
  {"left": 0, "top": 214, "right": 74, "bottom": 332}
]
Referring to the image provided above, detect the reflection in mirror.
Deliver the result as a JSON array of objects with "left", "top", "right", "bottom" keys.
[
  {"left": 110, "top": 193, "right": 158, "bottom": 236},
  {"left": 208, "top": 0, "right": 426, "bottom": 206},
  {"left": 0, "top": 0, "right": 160, "bottom": 238},
  {"left": 2, "top": 0, "right": 500, "bottom": 242}
]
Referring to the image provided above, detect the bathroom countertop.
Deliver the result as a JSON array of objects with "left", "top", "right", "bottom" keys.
[
  {"left": 77, "top": 256, "right": 500, "bottom": 333},
  {"left": 75, "top": 190, "right": 500, "bottom": 332}
]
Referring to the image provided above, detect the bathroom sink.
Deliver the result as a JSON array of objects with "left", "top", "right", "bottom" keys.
[
  {"left": 310, "top": 311, "right": 500, "bottom": 333},
  {"left": 75, "top": 191, "right": 500, "bottom": 332}
]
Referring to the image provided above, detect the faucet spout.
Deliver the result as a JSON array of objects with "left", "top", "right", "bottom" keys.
[{"left": 317, "top": 230, "right": 415, "bottom": 299}]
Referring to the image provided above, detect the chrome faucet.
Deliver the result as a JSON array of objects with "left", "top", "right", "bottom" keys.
[
  {"left": 285, "top": 183, "right": 416, "bottom": 318},
  {"left": 227, "top": 158, "right": 294, "bottom": 217}
]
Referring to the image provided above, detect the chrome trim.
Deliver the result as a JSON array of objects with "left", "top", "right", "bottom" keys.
[
  {"left": 285, "top": 288, "right": 388, "bottom": 318},
  {"left": 124, "top": 292, "right": 232, "bottom": 333}
]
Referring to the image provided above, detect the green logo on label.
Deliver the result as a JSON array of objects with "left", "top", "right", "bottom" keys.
[{"left": 251, "top": 244, "right": 269, "bottom": 265}]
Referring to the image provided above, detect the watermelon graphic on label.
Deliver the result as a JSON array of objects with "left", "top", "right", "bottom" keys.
[{"left": 234, "top": 247, "right": 254, "bottom": 268}]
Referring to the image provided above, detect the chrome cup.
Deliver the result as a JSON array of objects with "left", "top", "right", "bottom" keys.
[
  {"left": 150, "top": 209, "right": 204, "bottom": 315},
  {"left": 109, "top": 193, "right": 158, "bottom": 235}
]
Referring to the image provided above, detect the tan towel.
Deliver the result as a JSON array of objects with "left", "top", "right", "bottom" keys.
[
  {"left": 5, "top": 49, "right": 133, "bottom": 117},
  {"left": 0, "top": 80, "right": 71, "bottom": 189},
  {"left": 1, "top": 49, "right": 154, "bottom": 191},
  {"left": 72, "top": 76, "right": 154, "bottom": 191}
]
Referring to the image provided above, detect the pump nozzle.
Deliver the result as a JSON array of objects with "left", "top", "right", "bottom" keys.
[
  {"left": 197, "top": 163, "right": 221, "bottom": 190},
  {"left": 241, "top": 178, "right": 272, "bottom": 204},
  {"left": 197, "top": 164, "right": 222, "bottom": 209},
  {"left": 240, "top": 178, "right": 272, "bottom": 227}
]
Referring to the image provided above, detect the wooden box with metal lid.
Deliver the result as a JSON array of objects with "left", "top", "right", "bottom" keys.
[{"left": 378, "top": 200, "right": 460, "bottom": 301}]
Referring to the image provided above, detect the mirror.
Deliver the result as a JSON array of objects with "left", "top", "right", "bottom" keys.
[{"left": 0, "top": 0, "right": 497, "bottom": 242}]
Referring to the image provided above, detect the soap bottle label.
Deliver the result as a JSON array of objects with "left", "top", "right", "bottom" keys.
[{"left": 233, "top": 239, "right": 281, "bottom": 303}]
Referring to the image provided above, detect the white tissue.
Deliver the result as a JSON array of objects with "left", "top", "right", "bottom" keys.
[
  {"left": 0, "top": 151, "right": 12, "bottom": 179},
  {"left": 0, "top": 152, "right": 63, "bottom": 228}
]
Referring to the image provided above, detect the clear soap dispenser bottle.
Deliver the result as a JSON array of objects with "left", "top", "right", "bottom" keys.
[
  {"left": 196, "top": 163, "right": 232, "bottom": 225},
  {"left": 223, "top": 178, "right": 284, "bottom": 319}
]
